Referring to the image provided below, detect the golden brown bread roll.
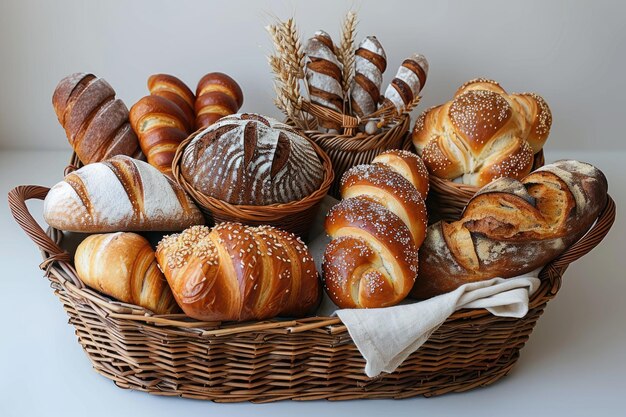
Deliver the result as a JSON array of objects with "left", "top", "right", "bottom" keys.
[
  {"left": 52, "top": 73, "right": 143, "bottom": 163},
  {"left": 147, "top": 74, "right": 196, "bottom": 128},
  {"left": 411, "top": 78, "right": 552, "bottom": 186},
  {"left": 411, "top": 160, "right": 608, "bottom": 299},
  {"left": 155, "top": 224, "right": 321, "bottom": 322},
  {"left": 43, "top": 155, "right": 204, "bottom": 233},
  {"left": 195, "top": 72, "right": 243, "bottom": 130},
  {"left": 75, "top": 232, "right": 179, "bottom": 314},
  {"left": 130, "top": 95, "right": 193, "bottom": 175},
  {"left": 323, "top": 150, "right": 429, "bottom": 308}
]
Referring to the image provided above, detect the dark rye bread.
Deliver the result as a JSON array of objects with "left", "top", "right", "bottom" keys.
[
  {"left": 52, "top": 73, "right": 143, "bottom": 164},
  {"left": 411, "top": 160, "right": 608, "bottom": 299},
  {"left": 181, "top": 113, "right": 324, "bottom": 206}
]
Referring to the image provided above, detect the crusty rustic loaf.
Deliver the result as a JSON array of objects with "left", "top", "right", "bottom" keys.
[
  {"left": 323, "top": 150, "right": 429, "bottom": 308},
  {"left": 181, "top": 113, "right": 324, "bottom": 205},
  {"left": 130, "top": 94, "right": 193, "bottom": 175},
  {"left": 52, "top": 73, "right": 143, "bottom": 163},
  {"left": 155, "top": 223, "right": 321, "bottom": 322},
  {"left": 75, "top": 232, "right": 179, "bottom": 314},
  {"left": 304, "top": 30, "right": 343, "bottom": 130},
  {"left": 43, "top": 155, "right": 204, "bottom": 232},
  {"left": 411, "top": 160, "right": 608, "bottom": 299},
  {"left": 350, "top": 36, "right": 386, "bottom": 118},
  {"left": 195, "top": 72, "right": 244, "bottom": 130},
  {"left": 147, "top": 74, "right": 196, "bottom": 128},
  {"left": 411, "top": 78, "right": 552, "bottom": 186},
  {"left": 381, "top": 54, "right": 428, "bottom": 113}
]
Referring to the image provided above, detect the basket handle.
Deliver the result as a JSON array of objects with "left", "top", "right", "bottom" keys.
[
  {"left": 8, "top": 185, "right": 71, "bottom": 267},
  {"left": 549, "top": 194, "right": 616, "bottom": 273}
]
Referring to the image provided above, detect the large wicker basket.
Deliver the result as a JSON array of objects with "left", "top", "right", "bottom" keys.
[
  {"left": 171, "top": 131, "right": 333, "bottom": 239},
  {"left": 402, "top": 138, "right": 546, "bottom": 222},
  {"left": 9, "top": 181, "right": 615, "bottom": 402}
]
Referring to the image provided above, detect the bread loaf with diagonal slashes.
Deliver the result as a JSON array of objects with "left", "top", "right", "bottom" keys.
[
  {"left": 181, "top": 113, "right": 324, "bottom": 205},
  {"left": 351, "top": 36, "right": 387, "bottom": 118},
  {"left": 43, "top": 155, "right": 204, "bottom": 232},
  {"left": 411, "top": 160, "right": 608, "bottom": 299}
]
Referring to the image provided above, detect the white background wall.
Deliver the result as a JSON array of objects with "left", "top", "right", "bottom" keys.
[{"left": 1, "top": 0, "right": 624, "bottom": 151}]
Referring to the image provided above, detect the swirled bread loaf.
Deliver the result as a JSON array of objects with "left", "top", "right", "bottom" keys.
[{"left": 181, "top": 113, "right": 324, "bottom": 205}]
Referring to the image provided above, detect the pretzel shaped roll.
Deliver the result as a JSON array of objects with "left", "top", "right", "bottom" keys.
[
  {"left": 412, "top": 79, "right": 551, "bottom": 186},
  {"left": 323, "top": 150, "right": 429, "bottom": 308},
  {"left": 147, "top": 74, "right": 195, "bottom": 128},
  {"left": 195, "top": 72, "right": 244, "bottom": 130},
  {"left": 130, "top": 95, "right": 193, "bottom": 175}
]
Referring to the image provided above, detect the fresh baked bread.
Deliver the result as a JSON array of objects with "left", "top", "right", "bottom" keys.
[
  {"left": 195, "top": 72, "right": 244, "bottom": 130},
  {"left": 155, "top": 224, "right": 321, "bottom": 322},
  {"left": 52, "top": 73, "right": 143, "bottom": 163},
  {"left": 323, "top": 150, "right": 429, "bottom": 308},
  {"left": 181, "top": 113, "right": 324, "bottom": 205},
  {"left": 75, "top": 232, "right": 178, "bottom": 314},
  {"left": 411, "top": 78, "right": 552, "bottom": 186},
  {"left": 381, "top": 54, "right": 428, "bottom": 113},
  {"left": 411, "top": 160, "right": 608, "bottom": 299},
  {"left": 350, "top": 36, "right": 386, "bottom": 118},
  {"left": 44, "top": 155, "right": 204, "bottom": 232},
  {"left": 147, "top": 74, "right": 196, "bottom": 128},
  {"left": 304, "top": 30, "right": 343, "bottom": 129},
  {"left": 130, "top": 95, "right": 193, "bottom": 175}
]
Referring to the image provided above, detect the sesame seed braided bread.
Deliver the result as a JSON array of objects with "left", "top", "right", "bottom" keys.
[
  {"left": 155, "top": 224, "right": 321, "bottom": 322},
  {"left": 322, "top": 150, "right": 429, "bottom": 309},
  {"left": 411, "top": 78, "right": 552, "bottom": 186}
]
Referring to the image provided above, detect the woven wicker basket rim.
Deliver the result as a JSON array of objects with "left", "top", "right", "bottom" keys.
[
  {"left": 171, "top": 129, "right": 334, "bottom": 221},
  {"left": 7, "top": 184, "right": 616, "bottom": 336}
]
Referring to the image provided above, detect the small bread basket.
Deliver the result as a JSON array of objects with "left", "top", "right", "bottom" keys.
[{"left": 172, "top": 129, "right": 334, "bottom": 239}]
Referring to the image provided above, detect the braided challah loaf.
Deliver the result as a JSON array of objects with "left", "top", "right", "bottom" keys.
[
  {"left": 323, "top": 150, "right": 429, "bottom": 308},
  {"left": 130, "top": 95, "right": 193, "bottom": 175},
  {"left": 75, "top": 232, "right": 179, "bottom": 314},
  {"left": 350, "top": 36, "right": 387, "bottom": 118},
  {"left": 52, "top": 73, "right": 143, "bottom": 163},
  {"left": 304, "top": 30, "right": 343, "bottom": 130},
  {"left": 412, "top": 78, "right": 552, "bottom": 186},
  {"left": 411, "top": 160, "right": 608, "bottom": 299},
  {"left": 156, "top": 223, "right": 321, "bottom": 321},
  {"left": 195, "top": 72, "right": 244, "bottom": 130},
  {"left": 147, "top": 74, "right": 196, "bottom": 128}
]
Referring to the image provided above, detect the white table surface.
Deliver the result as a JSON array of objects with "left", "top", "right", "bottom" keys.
[{"left": 1, "top": 149, "right": 624, "bottom": 417}]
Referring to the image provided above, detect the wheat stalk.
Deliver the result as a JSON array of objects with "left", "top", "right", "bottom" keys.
[{"left": 338, "top": 10, "right": 357, "bottom": 109}]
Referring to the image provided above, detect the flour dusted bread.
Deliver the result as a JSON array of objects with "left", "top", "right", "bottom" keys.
[
  {"left": 351, "top": 36, "right": 386, "bottom": 117},
  {"left": 156, "top": 223, "right": 321, "bottom": 322},
  {"left": 411, "top": 160, "right": 608, "bottom": 299},
  {"left": 75, "top": 232, "right": 178, "bottom": 314},
  {"left": 43, "top": 155, "right": 204, "bottom": 232},
  {"left": 181, "top": 113, "right": 324, "bottom": 205}
]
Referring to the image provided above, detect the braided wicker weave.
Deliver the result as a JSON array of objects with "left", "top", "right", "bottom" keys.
[{"left": 8, "top": 178, "right": 615, "bottom": 402}]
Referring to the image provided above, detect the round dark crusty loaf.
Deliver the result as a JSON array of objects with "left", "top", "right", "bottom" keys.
[
  {"left": 52, "top": 73, "right": 143, "bottom": 164},
  {"left": 411, "top": 159, "right": 608, "bottom": 299},
  {"left": 181, "top": 113, "right": 325, "bottom": 205}
]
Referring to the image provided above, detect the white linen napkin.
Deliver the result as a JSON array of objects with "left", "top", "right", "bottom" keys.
[{"left": 308, "top": 197, "right": 542, "bottom": 378}]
